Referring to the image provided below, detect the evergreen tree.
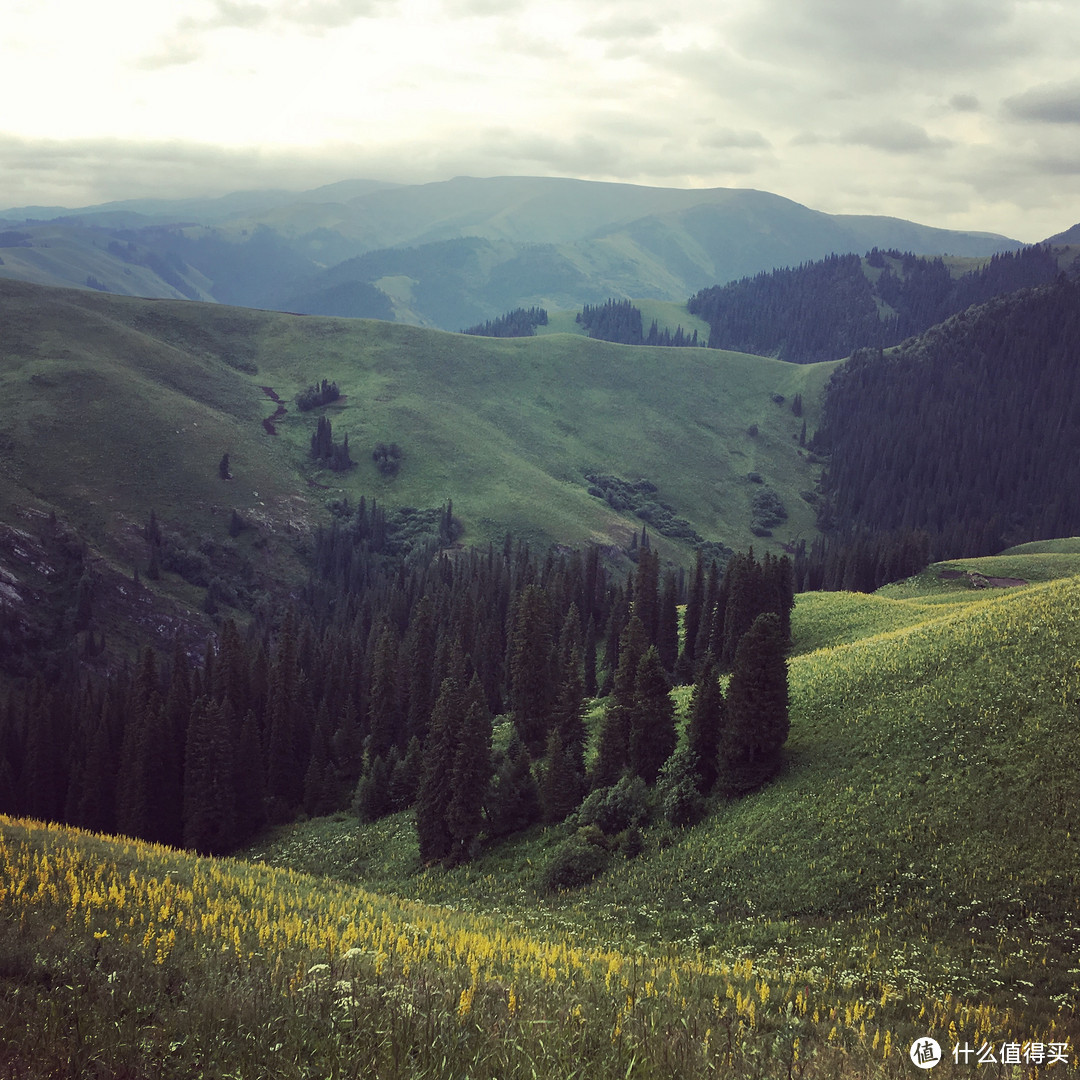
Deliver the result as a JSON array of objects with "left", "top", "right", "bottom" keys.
[
  {"left": 233, "top": 708, "right": 266, "bottom": 843},
  {"left": 389, "top": 736, "right": 423, "bottom": 811},
  {"left": 657, "top": 570, "right": 680, "bottom": 674},
  {"left": 722, "top": 613, "right": 789, "bottom": 793},
  {"left": 677, "top": 551, "right": 706, "bottom": 681},
  {"left": 508, "top": 584, "right": 554, "bottom": 754},
  {"left": 415, "top": 676, "right": 462, "bottom": 863},
  {"left": 353, "top": 754, "right": 391, "bottom": 822},
  {"left": 540, "top": 728, "right": 584, "bottom": 824},
  {"left": 446, "top": 678, "right": 492, "bottom": 863},
  {"left": 685, "top": 661, "right": 724, "bottom": 793},
  {"left": 592, "top": 615, "right": 647, "bottom": 788},
  {"left": 182, "top": 697, "right": 237, "bottom": 854},
  {"left": 628, "top": 646, "right": 676, "bottom": 785},
  {"left": 485, "top": 734, "right": 540, "bottom": 838}
]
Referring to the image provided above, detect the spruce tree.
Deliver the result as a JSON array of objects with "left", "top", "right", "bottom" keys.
[
  {"left": 446, "top": 679, "right": 492, "bottom": 863},
  {"left": 722, "top": 613, "right": 789, "bottom": 793},
  {"left": 415, "top": 676, "right": 462, "bottom": 863},
  {"left": 685, "top": 661, "right": 724, "bottom": 793},
  {"left": 508, "top": 584, "right": 554, "bottom": 754},
  {"left": 592, "top": 615, "right": 646, "bottom": 788},
  {"left": 628, "top": 646, "right": 676, "bottom": 785},
  {"left": 182, "top": 697, "right": 237, "bottom": 854}
]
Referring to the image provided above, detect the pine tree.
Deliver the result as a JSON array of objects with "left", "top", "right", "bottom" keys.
[
  {"left": 508, "top": 584, "right": 554, "bottom": 754},
  {"left": 628, "top": 646, "right": 676, "bottom": 785},
  {"left": 540, "top": 728, "right": 583, "bottom": 823},
  {"left": 592, "top": 615, "right": 646, "bottom": 788},
  {"left": 389, "top": 736, "right": 423, "bottom": 811},
  {"left": 685, "top": 661, "right": 724, "bottom": 793},
  {"left": 446, "top": 679, "right": 492, "bottom": 863},
  {"left": 353, "top": 754, "right": 391, "bottom": 822},
  {"left": 677, "top": 551, "right": 706, "bottom": 681},
  {"left": 415, "top": 676, "right": 462, "bottom": 863},
  {"left": 485, "top": 734, "right": 540, "bottom": 838},
  {"left": 722, "top": 613, "right": 789, "bottom": 793},
  {"left": 657, "top": 570, "right": 680, "bottom": 674},
  {"left": 182, "top": 697, "right": 237, "bottom": 854}
]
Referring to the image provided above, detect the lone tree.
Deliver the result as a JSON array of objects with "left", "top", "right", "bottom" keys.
[
  {"left": 721, "top": 612, "right": 789, "bottom": 794},
  {"left": 218, "top": 453, "right": 231, "bottom": 480}
]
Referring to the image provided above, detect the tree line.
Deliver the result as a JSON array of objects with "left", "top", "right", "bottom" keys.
[
  {"left": 463, "top": 307, "right": 549, "bottom": 337},
  {"left": 804, "top": 275, "right": 1080, "bottom": 587},
  {"left": 688, "top": 245, "right": 1063, "bottom": 364},
  {"left": 0, "top": 500, "right": 792, "bottom": 865},
  {"left": 577, "top": 299, "right": 701, "bottom": 347}
]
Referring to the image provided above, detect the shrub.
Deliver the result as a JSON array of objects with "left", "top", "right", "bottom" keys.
[
  {"left": 539, "top": 832, "right": 611, "bottom": 892},
  {"left": 656, "top": 746, "right": 707, "bottom": 828},
  {"left": 575, "top": 776, "right": 652, "bottom": 836}
]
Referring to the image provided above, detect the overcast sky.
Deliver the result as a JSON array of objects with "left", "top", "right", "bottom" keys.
[{"left": 2, "top": 0, "right": 1078, "bottom": 241}]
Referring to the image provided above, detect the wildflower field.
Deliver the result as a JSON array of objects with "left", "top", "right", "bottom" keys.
[{"left": 3, "top": 559, "right": 1080, "bottom": 1077}]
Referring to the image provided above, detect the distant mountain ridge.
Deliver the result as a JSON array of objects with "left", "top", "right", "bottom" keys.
[
  {"left": 689, "top": 242, "right": 1079, "bottom": 363},
  {"left": 0, "top": 176, "right": 1024, "bottom": 329}
]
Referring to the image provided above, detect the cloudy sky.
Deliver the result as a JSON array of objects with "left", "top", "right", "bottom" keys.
[{"left": 2, "top": 0, "right": 1078, "bottom": 240}]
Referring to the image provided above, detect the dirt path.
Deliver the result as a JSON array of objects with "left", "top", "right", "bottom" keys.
[
  {"left": 261, "top": 386, "right": 287, "bottom": 435},
  {"left": 938, "top": 569, "right": 1028, "bottom": 588}
]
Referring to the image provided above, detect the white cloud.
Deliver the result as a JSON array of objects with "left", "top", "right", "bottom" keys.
[{"left": 0, "top": 0, "right": 1079, "bottom": 241}]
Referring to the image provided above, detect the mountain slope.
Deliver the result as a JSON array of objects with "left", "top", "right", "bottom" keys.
[
  {"left": 0, "top": 278, "right": 832, "bottom": 671},
  {"left": 4, "top": 558, "right": 1079, "bottom": 1078},
  {"left": 811, "top": 275, "right": 1080, "bottom": 568},
  {"left": 1, "top": 176, "right": 1021, "bottom": 329},
  {"left": 689, "top": 243, "right": 1076, "bottom": 363}
]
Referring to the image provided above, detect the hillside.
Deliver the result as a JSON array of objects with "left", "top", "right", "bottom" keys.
[
  {"left": 689, "top": 243, "right": 1077, "bottom": 362},
  {"left": 0, "top": 278, "right": 832, "bottom": 672},
  {"left": 4, "top": 553, "right": 1078, "bottom": 1077},
  {"left": 810, "top": 275, "right": 1080, "bottom": 572},
  {"left": 0, "top": 176, "right": 1021, "bottom": 330}
]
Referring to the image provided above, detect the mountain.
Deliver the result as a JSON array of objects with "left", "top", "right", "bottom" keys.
[
  {"left": 0, "top": 277, "right": 832, "bottom": 677},
  {"left": 0, "top": 176, "right": 1022, "bottom": 330},
  {"left": 689, "top": 242, "right": 1079, "bottom": 363}
]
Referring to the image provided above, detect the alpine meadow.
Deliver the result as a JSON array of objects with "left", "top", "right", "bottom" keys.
[{"left": 1, "top": 178, "right": 1079, "bottom": 1080}]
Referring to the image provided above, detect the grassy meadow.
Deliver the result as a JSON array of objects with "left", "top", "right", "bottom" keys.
[
  {"left": 0, "top": 278, "right": 831, "bottom": 564},
  {"left": 4, "top": 554, "right": 1079, "bottom": 1076}
]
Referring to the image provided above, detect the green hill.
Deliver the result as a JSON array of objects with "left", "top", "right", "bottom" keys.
[
  {"left": 252, "top": 557, "right": 1080, "bottom": 1053},
  {"left": 5, "top": 556, "right": 1078, "bottom": 1077}
]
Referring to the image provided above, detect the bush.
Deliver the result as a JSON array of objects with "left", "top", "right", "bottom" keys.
[
  {"left": 656, "top": 746, "right": 707, "bottom": 828},
  {"left": 539, "top": 833, "right": 611, "bottom": 892},
  {"left": 295, "top": 379, "right": 340, "bottom": 411},
  {"left": 575, "top": 776, "right": 652, "bottom": 836},
  {"left": 614, "top": 826, "right": 645, "bottom": 859},
  {"left": 751, "top": 488, "right": 788, "bottom": 532}
]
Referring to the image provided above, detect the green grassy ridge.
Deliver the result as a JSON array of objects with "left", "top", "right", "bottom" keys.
[
  {"left": 251, "top": 573, "right": 1080, "bottom": 1037},
  {"left": 0, "top": 278, "right": 834, "bottom": 562},
  {"left": 792, "top": 549, "right": 1080, "bottom": 653},
  {"left": 1001, "top": 537, "right": 1080, "bottom": 555}
]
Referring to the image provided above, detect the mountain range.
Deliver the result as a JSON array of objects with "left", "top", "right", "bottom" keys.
[{"left": 0, "top": 175, "right": 1024, "bottom": 330}]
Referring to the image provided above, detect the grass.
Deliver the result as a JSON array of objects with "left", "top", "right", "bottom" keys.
[
  {"left": 5, "top": 560, "right": 1080, "bottom": 1075},
  {"left": 0, "top": 278, "right": 834, "bottom": 565},
  {"left": 247, "top": 566, "right": 1080, "bottom": 1070}
]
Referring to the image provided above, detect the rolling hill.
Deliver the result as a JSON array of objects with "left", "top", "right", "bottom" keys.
[
  {"left": 0, "top": 277, "right": 833, "bottom": 671},
  {"left": 0, "top": 176, "right": 1021, "bottom": 329},
  {"left": 3, "top": 552, "right": 1078, "bottom": 1077}
]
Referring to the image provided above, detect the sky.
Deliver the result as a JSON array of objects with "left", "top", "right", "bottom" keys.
[{"left": 2, "top": 0, "right": 1078, "bottom": 241}]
